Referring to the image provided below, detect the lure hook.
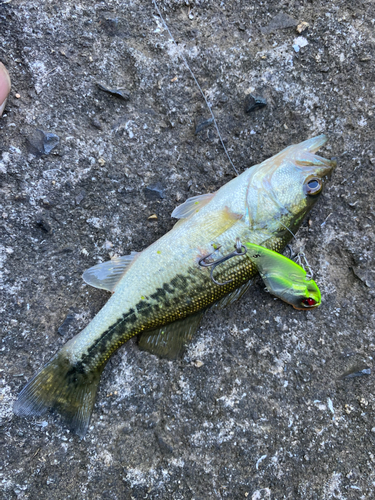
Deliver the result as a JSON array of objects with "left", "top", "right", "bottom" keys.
[
  {"left": 199, "top": 238, "right": 247, "bottom": 286},
  {"left": 286, "top": 245, "right": 314, "bottom": 280}
]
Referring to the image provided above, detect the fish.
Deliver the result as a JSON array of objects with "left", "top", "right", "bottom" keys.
[{"left": 13, "top": 134, "right": 336, "bottom": 436}]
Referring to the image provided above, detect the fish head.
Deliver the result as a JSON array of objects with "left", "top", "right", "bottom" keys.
[{"left": 247, "top": 135, "right": 336, "bottom": 229}]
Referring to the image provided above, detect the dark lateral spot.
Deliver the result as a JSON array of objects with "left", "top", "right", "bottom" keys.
[
  {"left": 150, "top": 287, "right": 167, "bottom": 301},
  {"left": 244, "top": 94, "right": 267, "bottom": 113},
  {"left": 144, "top": 182, "right": 165, "bottom": 200},
  {"left": 36, "top": 217, "right": 52, "bottom": 233},
  {"left": 171, "top": 274, "right": 189, "bottom": 290},
  {"left": 195, "top": 117, "right": 214, "bottom": 135},
  {"left": 97, "top": 83, "right": 130, "bottom": 101},
  {"left": 163, "top": 283, "right": 174, "bottom": 294},
  {"left": 27, "top": 129, "right": 60, "bottom": 156},
  {"left": 136, "top": 300, "right": 150, "bottom": 312},
  {"left": 58, "top": 313, "right": 76, "bottom": 336}
]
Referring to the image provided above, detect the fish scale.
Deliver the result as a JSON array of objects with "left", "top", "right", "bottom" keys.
[{"left": 14, "top": 135, "right": 336, "bottom": 436}]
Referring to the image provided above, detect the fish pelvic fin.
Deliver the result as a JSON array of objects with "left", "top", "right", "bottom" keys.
[{"left": 13, "top": 352, "right": 103, "bottom": 437}]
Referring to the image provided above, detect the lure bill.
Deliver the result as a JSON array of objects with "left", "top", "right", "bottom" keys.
[{"left": 14, "top": 135, "right": 336, "bottom": 436}]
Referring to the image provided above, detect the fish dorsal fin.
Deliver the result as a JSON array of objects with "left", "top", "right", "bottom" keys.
[
  {"left": 212, "top": 279, "right": 254, "bottom": 310},
  {"left": 138, "top": 311, "right": 204, "bottom": 359},
  {"left": 82, "top": 252, "right": 139, "bottom": 292},
  {"left": 171, "top": 192, "right": 215, "bottom": 219}
]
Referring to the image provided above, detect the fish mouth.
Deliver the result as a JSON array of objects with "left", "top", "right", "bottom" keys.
[
  {"left": 293, "top": 134, "right": 336, "bottom": 179},
  {"left": 306, "top": 155, "right": 336, "bottom": 180}
]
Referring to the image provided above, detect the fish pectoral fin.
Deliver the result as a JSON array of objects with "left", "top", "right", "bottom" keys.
[
  {"left": 171, "top": 192, "right": 215, "bottom": 219},
  {"left": 174, "top": 205, "right": 243, "bottom": 237},
  {"left": 82, "top": 252, "right": 139, "bottom": 292},
  {"left": 138, "top": 311, "right": 204, "bottom": 359},
  {"left": 212, "top": 279, "right": 254, "bottom": 310}
]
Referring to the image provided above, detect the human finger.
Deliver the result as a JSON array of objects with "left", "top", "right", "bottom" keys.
[{"left": 0, "top": 62, "right": 11, "bottom": 117}]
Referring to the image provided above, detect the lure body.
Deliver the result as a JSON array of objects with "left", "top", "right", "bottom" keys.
[
  {"left": 245, "top": 243, "right": 321, "bottom": 310},
  {"left": 14, "top": 135, "right": 335, "bottom": 436}
]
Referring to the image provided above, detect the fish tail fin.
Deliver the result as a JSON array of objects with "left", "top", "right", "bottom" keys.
[{"left": 13, "top": 352, "right": 103, "bottom": 437}]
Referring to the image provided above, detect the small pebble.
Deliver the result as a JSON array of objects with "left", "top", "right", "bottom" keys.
[
  {"left": 27, "top": 129, "right": 60, "bottom": 156},
  {"left": 195, "top": 117, "right": 214, "bottom": 134},
  {"left": 244, "top": 94, "right": 267, "bottom": 113},
  {"left": 296, "top": 21, "right": 309, "bottom": 34},
  {"left": 97, "top": 83, "right": 130, "bottom": 100}
]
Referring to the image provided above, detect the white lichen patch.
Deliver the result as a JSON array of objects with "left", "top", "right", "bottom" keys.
[{"left": 0, "top": 381, "right": 15, "bottom": 425}]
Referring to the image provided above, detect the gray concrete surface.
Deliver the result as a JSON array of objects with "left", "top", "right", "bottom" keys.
[{"left": 1, "top": 0, "right": 375, "bottom": 498}]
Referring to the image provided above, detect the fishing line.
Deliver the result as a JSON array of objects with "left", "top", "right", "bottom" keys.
[
  {"left": 152, "top": 1, "right": 314, "bottom": 278},
  {"left": 152, "top": 0, "right": 239, "bottom": 176}
]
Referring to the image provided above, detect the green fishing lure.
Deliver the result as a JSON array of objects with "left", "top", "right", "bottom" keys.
[{"left": 245, "top": 243, "right": 321, "bottom": 310}]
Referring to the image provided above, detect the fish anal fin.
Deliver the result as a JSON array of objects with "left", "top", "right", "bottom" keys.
[
  {"left": 212, "top": 279, "right": 254, "bottom": 310},
  {"left": 82, "top": 252, "right": 139, "bottom": 292},
  {"left": 171, "top": 192, "right": 215, "bottom": 220},
  {"left": 138, "top": 311, "right": 204, "bottom": 359}
]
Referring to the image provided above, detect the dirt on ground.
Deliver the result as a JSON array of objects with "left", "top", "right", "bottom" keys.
[{"left": 1, "top": 0, "right": 375, "bottom": 499}]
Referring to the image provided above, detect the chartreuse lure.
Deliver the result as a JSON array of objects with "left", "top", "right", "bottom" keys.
[
  {"left": 245, "top": 243, "right": 321, "bottom": 310},
  {"left": 14, "top": 135, "right": 335, "bottom": 436}
]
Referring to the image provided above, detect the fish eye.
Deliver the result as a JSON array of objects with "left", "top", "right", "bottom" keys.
[
  {"left": 301, "top": 297, "right": 317, "bottom": 307},
  {"left": 305, "top": 178, "right": 323, "bottom": 196}
]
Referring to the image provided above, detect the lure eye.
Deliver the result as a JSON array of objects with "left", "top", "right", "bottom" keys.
[
  {"left": 305, "top": 178, "right": 323, "bottom": 196},
  {"left": 301, "top": 297, "right": 317, "bottom": 307}
]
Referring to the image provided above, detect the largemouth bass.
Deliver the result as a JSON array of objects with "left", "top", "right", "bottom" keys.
[{"left": 14, "top": 135, "right": 335, "bottom": 436}]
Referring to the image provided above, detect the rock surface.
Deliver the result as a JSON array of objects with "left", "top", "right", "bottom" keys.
[{"left": 1, "top": 0, "right": 375, "bottom": 499}]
